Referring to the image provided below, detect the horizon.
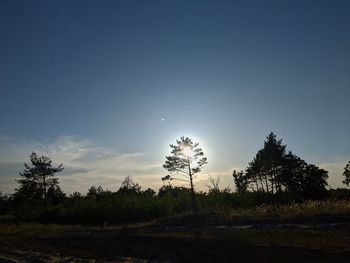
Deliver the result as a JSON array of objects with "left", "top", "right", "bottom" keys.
[
  {"left": 0, "top": 131, "right": 347, "bottom": 195},
  {"left": 1, "top": 0, "right": 349, "bottom": 194}
]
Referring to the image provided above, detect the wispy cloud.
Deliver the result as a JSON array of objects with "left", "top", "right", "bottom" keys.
[{"left": 0, "top": 135, "right": 164, "bottom": 194}]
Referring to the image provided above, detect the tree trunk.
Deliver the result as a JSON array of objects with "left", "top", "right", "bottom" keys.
[
  {"left": 188, "top": 161, "right": 197, "bottom": 214},
  {"left": 43, "top": 175, "right": 48, "bottom": 221},
  {"left": 270, "top": 166, "right": 275, "bottom": 194}
]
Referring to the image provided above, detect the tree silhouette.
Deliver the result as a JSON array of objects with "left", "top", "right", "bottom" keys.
[
  {"left": 245, "top": 132, "right": 287, "bottom": 193},
  {"left": 15, "top": 152, "right": 64, "bottom": 219},
  {"left": 235, "top": 132, "right": 328, "bottom": 199},
  {"left": 232, "top": 170, "right": 249, "bottom": 193},
  {"left": 206, "top": 175, "right": 221, "bottom": 217},
  {"left": 162, "top": 136, "right": 207, "bottom": 213},
  {"left": 298, "top": 163, "right": 328, "bottom": 199},
  {"left": 343, "top": 161, "right": 350, "bottom": 186},
  {"left": 87, "top": 185, "right": 104, "bottom": 200},
  {"left": 118, "top": 175, "right": 142, "bottom": 195}
]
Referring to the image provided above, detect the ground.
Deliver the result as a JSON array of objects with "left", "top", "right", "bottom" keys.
[{"left": 1, "top": 214, "right": 350, "bottom": 262}]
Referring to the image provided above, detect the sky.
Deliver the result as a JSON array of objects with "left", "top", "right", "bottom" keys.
[{"left": 0, "top": 0, "right": 349, "bottom": 194}]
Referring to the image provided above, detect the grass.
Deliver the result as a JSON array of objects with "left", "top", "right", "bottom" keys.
[{"left": 214, "top": 199, "right": 350, "bottom": 221}]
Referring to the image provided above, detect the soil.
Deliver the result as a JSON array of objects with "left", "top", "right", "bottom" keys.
[{"left": 1, "top": 216, "right": 350, "bottom": 262}]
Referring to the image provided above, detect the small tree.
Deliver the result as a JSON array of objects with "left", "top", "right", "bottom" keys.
[
  {"left": 162, "top": 136, "right": 207, "bottom": 213},
  {"left": 87, "top": 185, "right": 104, "bottom": 200},
  {"left": 232, "top": 170, "right": 249, "bottom": 193},
  {"left": 118, "top": 175, "right": 142, "bottom": 195},
  {"left": 343, "top": 161, "right": 350, "bottom": 186},
  {"left": 15, "top": 152, "right": 64, "bottom": 219},
  {"left": 206, "top": 175, "right": 221, "bottom": 218}
]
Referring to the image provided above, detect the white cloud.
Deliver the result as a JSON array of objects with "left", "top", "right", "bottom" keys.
[{"left": 0, "top": 135, "right": 165, "bottom": 194}]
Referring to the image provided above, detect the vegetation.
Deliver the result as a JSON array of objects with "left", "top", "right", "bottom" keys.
[
  {"left": 162, "top": 136, "right": 207, "bottom": 213},
  {"left": 211, "top": 199, "right": 350, "bottom": 222},
  {"left": 343, "top": 161, "right": 350, "bottom": 186},
  {"left": 0, "top": 133, "right": 349, "bottom": 225},
  {"left": 14, "top": 152, "right": 64, "bottom": 220},
  {"left": 233, "top": 132, "right": 329, "bottom": 200}
]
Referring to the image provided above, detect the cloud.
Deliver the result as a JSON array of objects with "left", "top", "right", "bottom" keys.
[
  {"left": 318, "top": 160, "right": 348, "bottom": 189},
  {"left": 0, "top": 135, "right": 165, "bottom": 194}
]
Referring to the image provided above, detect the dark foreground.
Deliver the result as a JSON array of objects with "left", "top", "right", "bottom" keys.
[{"left": 1, "top": 216, "right": 350, "bottom": 262}]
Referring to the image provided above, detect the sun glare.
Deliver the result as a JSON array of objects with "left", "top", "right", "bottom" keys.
[{"left": 182, "top": 146, "right": 194, "bottom": 159}]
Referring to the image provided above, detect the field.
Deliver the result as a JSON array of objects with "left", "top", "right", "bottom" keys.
[{"left": 1, "top": 201, "right": 350, "bottom": 262}]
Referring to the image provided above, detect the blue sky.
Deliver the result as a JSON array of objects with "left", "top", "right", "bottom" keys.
[{"left": 1, "top": 0, "right": 349, "bottom": 193}]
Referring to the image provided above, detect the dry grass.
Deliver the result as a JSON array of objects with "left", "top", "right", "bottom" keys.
[{"left": 217, "top": 200, "right": 350, "bottom": 220}]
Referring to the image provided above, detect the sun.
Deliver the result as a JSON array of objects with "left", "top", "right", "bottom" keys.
[{"left": 182, "top": 146, "right": 194, "bottom": 159}]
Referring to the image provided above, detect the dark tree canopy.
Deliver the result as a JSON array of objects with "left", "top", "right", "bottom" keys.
[
  {"left": 118, "top": 175, "right": 142, "bottom": 195},
  {"left": 343, "top": 161, "right": 350, "bottom": 186},
  {"left": 163, "top": 136, "right": 207, "bottom": 212},
  {"left": 232, "top": 170, "right": 249, "bottom": 193},
  {"left": 87, "top": 185, "right": 104, "bottom": 200},
  {"left": 15, "top": 152, "right": 64, "bottom": 217},
  {"left": 233, "top": 132, "right": 328, "bottom": 199}
]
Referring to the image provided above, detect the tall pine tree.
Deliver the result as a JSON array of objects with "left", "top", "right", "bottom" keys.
[
  {"left": 15, "top": 152, "right": 64, "bottom": 219},
  {"left": 163, "top": 136, "right": 207, "bottom": 213}
]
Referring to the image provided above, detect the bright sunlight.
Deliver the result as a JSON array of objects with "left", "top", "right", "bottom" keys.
[{"left": 182, "top": 146, "right": 194, "bottom": 160}]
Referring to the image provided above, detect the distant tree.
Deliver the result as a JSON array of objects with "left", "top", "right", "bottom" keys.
[
  {"left": 232, "top": 170, "right": 249, "bottom": 193},
  {"left": 87, "top": 185, "right": 104, "bottom": 200},
  {"left": 0, "top": 192, "right": 11, "bottom": 215},
  {"left": 68, "top": 191, "right": 83, "bottom": 207},
  {"left": 158, "top": 184, "right": 191, "bottom": 198},
  {"left": 143, "top": 187, "right": 156, "bottom": 197},
  {"left": 70, "top": 191, "right": 82, "bottom": 199},
  {"left": 162, "top": 136, "right": 207, "bottom": 213},
  {"left": 206, "top": 175, "right": 221, "bottom": 217},
  {"left": 47, "top": 185, "right": 66, "bottom": 205},
  {"left": 343, "top": 161, "right": 350, "bottom": 186},
  {"left": 206, "top": 175, "right": 221, "bottom": 193},
  {"left": 118, "top": 176, "right": 142, "bottom": 195},
  {"left": 15, "top": 152, "right": 64, "bottom": 219}
]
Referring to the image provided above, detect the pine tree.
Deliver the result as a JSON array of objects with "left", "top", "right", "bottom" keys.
[
  {"left": 162, "top": 136, "right": 207, "bottom": 213},
  {"left": 15, "top": 152, "right": 64, "bottom": 219},
  {"left": 237, "top": 132, "right": 328, "bottom": 199}
]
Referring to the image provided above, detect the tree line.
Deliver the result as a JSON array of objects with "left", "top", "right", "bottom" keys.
[{"left": 0, "top": 132, "right": 349, "bottom": 224}]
